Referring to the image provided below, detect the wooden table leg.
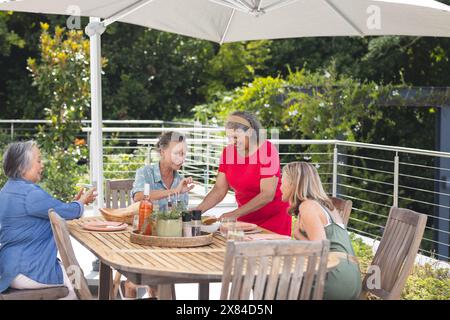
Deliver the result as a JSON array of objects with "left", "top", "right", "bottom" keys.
[
  {"left": 198, "top": 282, "right": 210, "bottom": 300},
  {"left": 112, "top": 271, "right": 122, "bottom": 299},
  {"left": 158, "top": 284, "right": 174, "bottom": 300},
  {"left": 99, "top": 261, "right": 113, "bottom": 300},
  {"left": 171, "top": 284, "right": 176, "bottom": 300}
]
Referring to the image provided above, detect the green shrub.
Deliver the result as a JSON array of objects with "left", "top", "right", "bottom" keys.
[{"left": 402, "top": 263, "right": 450, "bottom": 300}]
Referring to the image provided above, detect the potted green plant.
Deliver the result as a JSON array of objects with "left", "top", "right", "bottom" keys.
[{"left": 155, "top": 205, "right": 183, "bottom": 237}]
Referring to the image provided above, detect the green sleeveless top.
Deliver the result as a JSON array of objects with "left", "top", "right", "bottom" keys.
[
  {"left": 298, "top": 202, "right": 356, "bottom": 255},
  {"left": 299, "top": 201, "right": 361, "bottom": 299}
]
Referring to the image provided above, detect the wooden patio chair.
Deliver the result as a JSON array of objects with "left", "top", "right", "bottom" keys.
[
  {"left": 0, "top": 212, "right": 74, "bottom": 300},
  {"left": 104, "top": 179, "right": 133, "bottom": 297},
  {"left": 330, "top": 196, "right": 352, "bottom": 226},
  {"left": 105, "top": 179, "right": 134, "bottom": 209},
  {"left": 49, "top": 209, "right": 94, "bottom": 300},
  {"left": 360, "top": 207, "right": 427, "bottom": 300},
  {"left": 220, "top": 239, "right": 330, "bottom": 300}
]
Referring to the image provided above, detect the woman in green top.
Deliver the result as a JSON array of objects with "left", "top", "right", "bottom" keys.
[{"left": 280, "top": 161, "right": 362, "bottom": 300}]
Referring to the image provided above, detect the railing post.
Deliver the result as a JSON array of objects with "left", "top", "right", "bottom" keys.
[
  {"left": 146, "top": 144, "right": 151, "bottom": 165},
  {"left": 436, "top": 105, "right": 450, "bottom": 261},
  {"left": 332, "top": 145, "right": 338, "bottom": 197},
  {"left": 393, "top": 152, "right": 399, "bottom": 207},
  {"left": 87, "top": 131, "right": 93, "bottom": 183},
  {"left": 205, "top": 130, "right": 210, "bottom": 195}
]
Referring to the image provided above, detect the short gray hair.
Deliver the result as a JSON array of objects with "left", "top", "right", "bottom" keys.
[{"left": 2, "top": 140, "right": 38, "bottom": 179}]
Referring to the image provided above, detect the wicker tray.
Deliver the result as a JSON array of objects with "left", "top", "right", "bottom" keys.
[{"left": 130, "top": 231, "right": 214, "bottom": 247}]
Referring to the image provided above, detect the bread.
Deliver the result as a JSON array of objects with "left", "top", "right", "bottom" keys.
[
  {"left": 202, "top": 216, "right": 218, "bottom": 225},
  {"left": 99, "top": 202, "right": 140, "bottom": 224}
]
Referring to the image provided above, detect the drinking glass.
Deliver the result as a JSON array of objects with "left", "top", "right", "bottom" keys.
[
  {"left": 219, "top": 217, "right": 236, "bottom": 237},
  {"left": 226, "top": 227, "right": 245, "bottom": 241}
]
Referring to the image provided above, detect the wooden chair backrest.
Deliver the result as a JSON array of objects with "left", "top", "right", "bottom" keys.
[
  {"left": 49, "top": 209, "right": 93, "bottom": 300},
  {"left": 330, "top": 196, "right": 352, "bottom": 226},
  {"left": 220, "top": 240, "right": 330, "bottom": 300},
  {"left": 360, "top": 207, "right": 427, "bottom": 300},
  {"left": 105, "top": 179, "right": 134, "bottom": 208}
]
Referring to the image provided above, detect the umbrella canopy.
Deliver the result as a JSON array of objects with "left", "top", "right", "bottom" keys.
[
  {"left": 1, "top": 0, "right": 450, "bottom": 43},
  {"left": 2, "top": 0, "right": 450, "bottom": 208}
]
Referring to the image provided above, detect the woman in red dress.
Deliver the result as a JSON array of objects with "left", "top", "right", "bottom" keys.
[{"left": 195, "top": 111, "right": 292, "bottom": 236}]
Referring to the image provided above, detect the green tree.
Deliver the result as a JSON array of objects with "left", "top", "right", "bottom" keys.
[
  {"left": 200, "top": 40, "right": 272, "bottom": 99},
  {"left": 27, "top": 24, "right": 98, "bottom": 200},
  {"left": 0, "top": 12, "right": 68, "bottom": 119},
  {"left": 101, "top": 24, "right": 215, "bottom": 120}
]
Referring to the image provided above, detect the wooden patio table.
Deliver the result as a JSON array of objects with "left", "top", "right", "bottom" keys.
[{"left": 68, "top": 216, "right": 339, "bottom": 300}]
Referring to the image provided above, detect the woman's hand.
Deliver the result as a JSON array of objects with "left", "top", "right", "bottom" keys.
[
  {"left": 78, "top": 187, "right": 98, "bottom": 206},
  {"left": 73, "top": 188, "right": 84, "bottom": 201},
  {"left": 175, "top": 177, "right": 195, "bottom": 194},
  {"left": 219, "top": 210, "right": 239, "bottom": 221}
]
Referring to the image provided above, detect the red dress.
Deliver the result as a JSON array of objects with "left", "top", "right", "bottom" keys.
[{"left": 218, "top": 140, "right": 292, "bottom": 236}]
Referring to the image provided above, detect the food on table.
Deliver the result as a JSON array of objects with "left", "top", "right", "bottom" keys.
[
  {"left": 99, "top": 202, "right": 140, "bottom": 224},
  {"left": 201, "top": 216, "right": 218, "bottom": 225}
]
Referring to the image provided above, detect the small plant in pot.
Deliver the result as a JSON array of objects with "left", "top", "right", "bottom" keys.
[{"left": 154, "top": 205, "right": 183, "bottom": 237}]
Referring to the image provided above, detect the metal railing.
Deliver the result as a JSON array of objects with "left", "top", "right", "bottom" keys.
[
  {"left": 0, "top": 119, "right": 208, "bottom": 142},
  {"left": 1, "top": 120, "right": 449, "bottom": 262}
]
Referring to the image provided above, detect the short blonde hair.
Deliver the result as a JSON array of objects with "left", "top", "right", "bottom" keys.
[{"left": 282, "top": 161, "right": 334, "bottom": 216}]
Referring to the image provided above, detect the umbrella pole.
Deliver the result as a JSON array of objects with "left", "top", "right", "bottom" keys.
[{"left": 86, "top": 17, "right": 106, "bottom": 210}]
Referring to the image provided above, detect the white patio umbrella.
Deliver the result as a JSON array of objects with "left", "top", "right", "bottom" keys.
[
  {"left": 1, "top": 0, "right": 450, "bottom": 207},
  {"left": 2, "top": 0, "right": 450, "bottom": 41}
]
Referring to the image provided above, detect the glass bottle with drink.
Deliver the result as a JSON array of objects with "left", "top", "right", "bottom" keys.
[{"left": 138, "top": 183, "right": 153, "bottom": 235}]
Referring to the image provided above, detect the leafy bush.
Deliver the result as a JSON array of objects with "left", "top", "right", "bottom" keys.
[
  {"left": 194, "top": 67, "right": 390, "bottom": 139},
  {"left": 402, "top": 263, "right": 450, "bottom": 300}
]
